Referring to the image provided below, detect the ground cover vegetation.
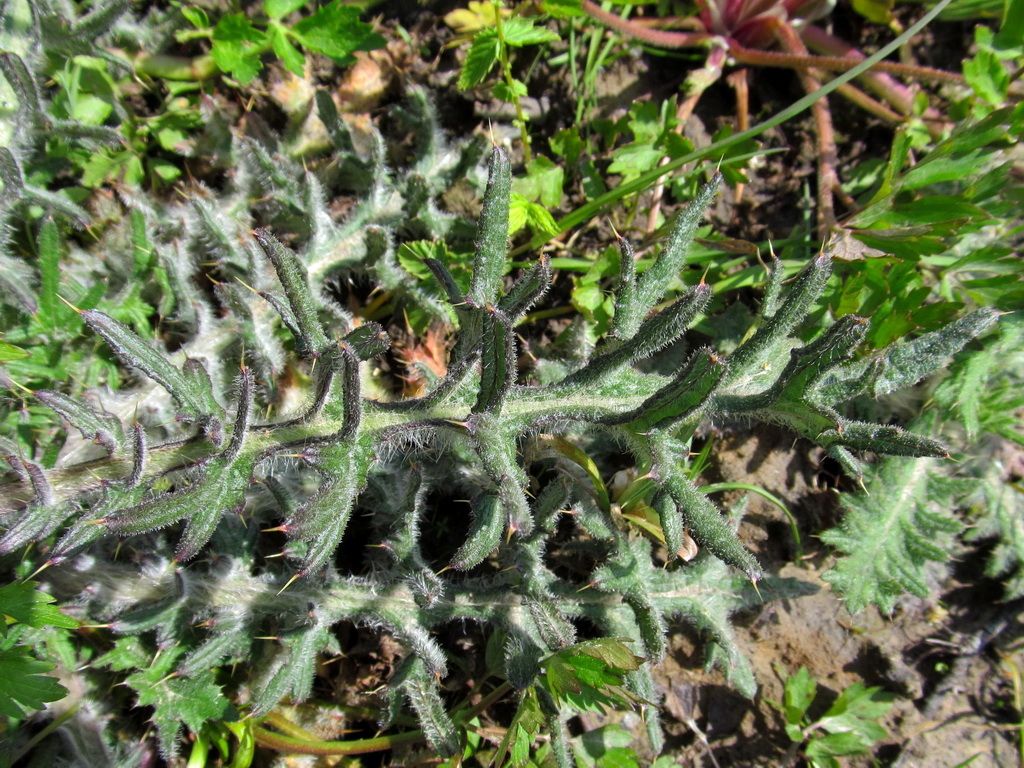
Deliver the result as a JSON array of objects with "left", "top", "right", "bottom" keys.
[{"left": 0, "top": 0, "right": 1021, "bottom": 764}]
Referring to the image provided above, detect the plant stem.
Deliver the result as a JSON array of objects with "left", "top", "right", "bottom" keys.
[
  {"left": 12, "top": 704, "right": 80, "bottom": 763},
  {"left": 111, "top": 49, "right": 220, "bottom": 80},
  {"left": 263, "top": 710, "right": 321, "bottom": 740},
  {"left": 253, "top": 724, "right": 426, "bottom": 755},
  {"left": 774, "top": 21, "right": 839, "bottom": 238},
  {"left": 493, "top": 1, "right": 532, "bottom": 163}
]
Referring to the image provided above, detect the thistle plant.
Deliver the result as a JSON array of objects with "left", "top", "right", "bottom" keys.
[{"left": 0, "top": 131, "right": 999, "bottom": 761}]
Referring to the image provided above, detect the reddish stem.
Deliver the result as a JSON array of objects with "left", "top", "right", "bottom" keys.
[
  {"left": 581, "top": 0, "right": 714, "bottom": 48},
  {"left": 798, "top": 25, "right": 953, "bottom": 139},
  {"left": 727, "top": 68, "right": 751, "bottom": 205},
  {"left": 774, "top": 21, "right": 839, "bottom": 238}
]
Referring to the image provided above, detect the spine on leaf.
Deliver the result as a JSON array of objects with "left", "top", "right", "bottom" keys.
[{"left": 618, "top": 347, "right": 727, "bottom": 430}]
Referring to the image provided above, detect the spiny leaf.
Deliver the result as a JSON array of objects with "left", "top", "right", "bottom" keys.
[
  {"left": 499, "top": 255, "right": 552, "bottom": 322},
  {"left": 818, "top": 422, "right": 948, "bottom": 458},
  {"left": 474, "top": 306, "right": 516, "bottom": 413},
  {"left": 254, "top": 228, "right": 331, "bottom": 356},
  {"left": 392, "top": 656, "right": 460, "bottom": 758},
  {"left": 35, "top": 390, "right": 124, "bottom": 453},
  {"left": 450, "top": 492, "right": 503, "bottom": 570},
  {"left": 0, "top": 53, "right": 42, "bottom": 115},
  {"left": 872, "top": 308, "right": 999, "bottom": 395},
  {"left": 342, "top": 322, "right": 391, "bottom": 361},
  {"left": 527, "top": 599, "right": 577, "bottom": 650},
  {"left": 69, "top": 0, "right": 130, "bottom": 38},
  {"left": 82, "top": 310, "right": 220, "bottom": 423},
  {"left": 105, "top": 456, "right": 254, "bottom": 556},
  {"left": 621, "top": 174, "right": 720, "bottom": 339},
  {"left": 289, "top": 441, "right": 373, "bottom": 574},
  {"left": 567, "top": 283, "right": 712, "bottom": 389},
  {"left": 726, "top": 253, "right": 832, "bottom": 383},
  {"left": 0, "top": 148, "right": 25, "bottom": 198},
  {"left": 250, "top": 623, "right": 330, "bottom": 717},
  {"left": 620, "top": 347, "right": 727, "bottom": 431},
  {"left": 468, "top": 147, "right": 512, "bottom": 305}
]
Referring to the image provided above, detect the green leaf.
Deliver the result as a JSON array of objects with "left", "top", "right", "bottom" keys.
[
  {"left": 150, "top": 158, "right": 182, "bottom": 183},
  {"left": 499, "top": 17, "right": 560, "bottom": 47},
  {"left": 458, "top": 28, "right": 499, "bottom": 89},
  {"left": 575, "top": 725, "right": 640, "bottom": 768},
  {"left": 0, "top": 582, "right": 78, "bottom": 637},
  {"left": 123, "top": 644, "right": 234, "bottom": 757},
  {"left": 782, "top": 666, "right": 817, "bottom": 731},
  {"left": 181, "top": 6, "right": 209, "bottom": 28},
  {"left": 211, "top": 14, "right": 267, "bottom": 83},
  {"left": 963, "top": 45, "right": 1010, "bottom": 106},
  {"left": 550, "top": 126, "right": 585, "bottom": 165},
  {"left": 493, "top": 77, "right": 527, "bottom": 103},
  {"left": 851, "top": 0, "right": 894, "bottom": 24},
  {"left": 0, "top": 339, "right": 29, "bottom": 361},
  {"left": 268, "top": 22, "right": 306, "bottom": 77},
  {"left": 542, "top": 639, "right": 646, "bottom": 713},
  {"left": 0, "top": 648, "right": 69, "bottom": 716},
  {"left": 494, "top": 686, "right": 546, "bottom": 768},
  {"left": 542, "top": 0, "right": 583, "bottom": 18},
  {"left": 291, "top": 0, "right": 385, "bottom": 60},
  {"left": 69, "top": 93, "right": 112, "bottom": 125},
  {"left": 264, "top": 0, "right": 308, "bottom": 20},
  {"left": 512, "top": 155, "right": 564, "bottom": 208},
  {"left": 95, "top": 636, "right": 152, "bottom": 672},
  {"left": 806, "top": 731, "right": 873, "bottom": 759},
  {"left": 816, "top": 681, "right": 893, "bottom": 739},
  {"left": 510, "top": 194, "right": 558, "bottom": 239}
]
